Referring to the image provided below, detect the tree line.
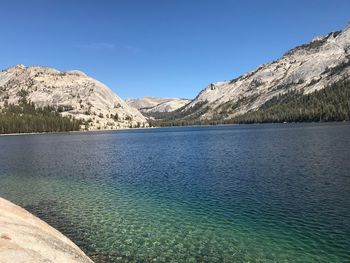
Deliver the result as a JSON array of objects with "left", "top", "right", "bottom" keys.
[{"left": 0, "top": 98, "right": 81, "bottom": 134}]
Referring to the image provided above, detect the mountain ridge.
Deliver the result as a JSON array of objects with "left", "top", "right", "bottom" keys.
[{"left": 173, "top": 24, "right": 350, "bottom": 122}]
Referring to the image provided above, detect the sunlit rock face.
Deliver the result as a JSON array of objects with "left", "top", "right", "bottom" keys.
[{"left": 0, "top": 65, "right": 147, "bottom": 130}]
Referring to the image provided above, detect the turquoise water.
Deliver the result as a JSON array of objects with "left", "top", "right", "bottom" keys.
[{"left": 0, "top": 123, "right": 349, "bottom": 262}]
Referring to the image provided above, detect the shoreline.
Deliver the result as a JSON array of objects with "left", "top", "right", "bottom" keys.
[
  {"left": 0, "top": 126, "right": 155, "bottom": 137},
  {"left": 0, "top": 120, "right": 348, "bottom": 137}
]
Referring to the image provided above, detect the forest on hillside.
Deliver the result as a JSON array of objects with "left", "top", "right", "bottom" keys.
[
  {"left": 0, "top": 93, "right": 81, "bottom": 134},
  {"left": 148, "top": 78, "right": 350, "bottom": 127},
  {"left": 233, "top": 78, "right": 350, "bottom": 123}
]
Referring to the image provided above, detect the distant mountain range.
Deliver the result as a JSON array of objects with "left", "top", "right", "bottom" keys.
[
  {"left": 126, "top": 97, "right": 191, "bottom": 113},
  {"left": 1, "top": 24, "right": 349, "bottom": 132}
]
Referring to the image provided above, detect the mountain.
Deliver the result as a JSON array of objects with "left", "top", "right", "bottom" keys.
[
  {"left": 0, "top": 65, "right": 147, "bottom": 130},
  {"left": 143, "top": 98, "right": 191, "bottom": 113},
  {"left": 126, "top": 97, "right": 191, "bottom": 113},
  {"left": 167, "top": 24, "right": 350, "bottom": 123},
  {"left": 126, "top": 97, "right": 170, "bottom": 110}
]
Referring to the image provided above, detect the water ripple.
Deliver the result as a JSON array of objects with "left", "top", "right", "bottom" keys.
[{"left": 0, "top": 123, "right": 349, "bottom": 262}]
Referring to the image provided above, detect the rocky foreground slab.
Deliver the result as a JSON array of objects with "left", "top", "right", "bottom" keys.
[{"left": 0, "top": 197, "right": 93, "bottom": 263}]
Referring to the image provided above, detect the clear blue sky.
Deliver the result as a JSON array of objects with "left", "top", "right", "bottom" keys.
[{"left": 1, "top": 0, "right": 349, "bottom": 99}]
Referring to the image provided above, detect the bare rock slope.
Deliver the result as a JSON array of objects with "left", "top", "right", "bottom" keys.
[
  {"left": 0, "top": 65, "right": 147, "bottom": 130},
  {"left": 180, "top": 24, "right": 350, "bottom": 120},
  {"left": 126, "top": 97, "right": 190, "bottom": 113},
  {"left": 0, "top": 197, "right": 93, "bottom": 263}
]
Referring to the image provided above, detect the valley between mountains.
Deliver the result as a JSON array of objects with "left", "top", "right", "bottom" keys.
[{"left": 1, "top": 24, "right": 349, "bottom": 133}]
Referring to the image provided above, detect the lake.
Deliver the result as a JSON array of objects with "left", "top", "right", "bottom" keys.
[{"left": 0, "top": 123, "right": 349, "bottom": 262}]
